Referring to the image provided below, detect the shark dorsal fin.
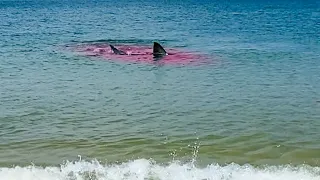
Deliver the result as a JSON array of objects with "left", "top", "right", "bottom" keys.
[
  {"left": 153, "top": 42, "right": 167, "bottom": 57},
  {"left": 110, "top": 45, "right": 127, "bottom": 55}
]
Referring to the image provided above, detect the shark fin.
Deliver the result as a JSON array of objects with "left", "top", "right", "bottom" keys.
[
  {"left": 153, "top": 42, "right": 167, "bottom": 57},
  {"left": 110, "top": 45, "right": 127, "bottom": 55}
]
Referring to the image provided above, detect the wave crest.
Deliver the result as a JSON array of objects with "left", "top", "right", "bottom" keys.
[{"left": 1, "top": 158, "right": 319, "bottom": 180}]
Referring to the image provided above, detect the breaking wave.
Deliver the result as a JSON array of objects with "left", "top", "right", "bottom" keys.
[{"left": 0, "top": 158, "right": 319, "bottom": 180}]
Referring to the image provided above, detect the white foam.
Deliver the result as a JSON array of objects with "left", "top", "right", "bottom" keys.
[{"left": 0, "top": 159, "right": 319, "bottom": 180}]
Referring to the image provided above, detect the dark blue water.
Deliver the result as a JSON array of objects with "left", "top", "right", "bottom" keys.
[{"left": 0, "top": 0, "right": 320, "bottom": 179}]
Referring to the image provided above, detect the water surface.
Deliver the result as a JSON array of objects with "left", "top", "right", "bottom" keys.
[{"left": 0, "top": 0, "right": 320, "bottom": 179}]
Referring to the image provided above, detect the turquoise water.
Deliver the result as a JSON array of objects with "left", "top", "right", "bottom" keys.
[{"left": 0, "top": 0, "right": 320, "bottom": 179}]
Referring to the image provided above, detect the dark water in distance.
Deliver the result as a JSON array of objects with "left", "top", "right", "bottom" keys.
[{"left": 0, "top": 0, "right": 319, "bottom": 179}]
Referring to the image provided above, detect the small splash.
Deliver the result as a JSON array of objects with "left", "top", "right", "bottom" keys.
[{"left": 0, "top": 159, "right": 319, "bottom": 180}]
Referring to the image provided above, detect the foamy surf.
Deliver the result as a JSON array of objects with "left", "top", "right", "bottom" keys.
[{"left": 0, "top": 159, "right": 319, "bottom": 180}]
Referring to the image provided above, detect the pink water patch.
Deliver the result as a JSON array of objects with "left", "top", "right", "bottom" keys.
[{"left": 75, "top": 44, "right": 211, "bottom": 65}]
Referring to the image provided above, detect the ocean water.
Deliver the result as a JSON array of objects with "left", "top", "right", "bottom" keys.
[{"left": 1, "top": 0, "right": 320, "bottom": 179}]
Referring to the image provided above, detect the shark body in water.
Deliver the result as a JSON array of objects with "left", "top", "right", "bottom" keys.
[
  {"left": 110, "top": 42, "right": 168, "bottom": 58},
  {"left": 75, "top": 41, "right": 210, "bottom": 65}
]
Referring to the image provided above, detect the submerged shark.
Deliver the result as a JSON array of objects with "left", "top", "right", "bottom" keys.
[
  {"left": 75, "top": 41, "right": 209, "bottom": 65},
  {"left": 110, "top": 42, "right": 168, "bottom": 58}
]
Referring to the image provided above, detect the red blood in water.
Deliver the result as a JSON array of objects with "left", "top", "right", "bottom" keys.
[{"left": 76, "top": 44, "right": 211, "bottom": 66}]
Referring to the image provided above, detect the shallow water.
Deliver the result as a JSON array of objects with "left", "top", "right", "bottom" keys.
[{"left": 0, "top": 0, "right": 320, "bottom": 179}]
